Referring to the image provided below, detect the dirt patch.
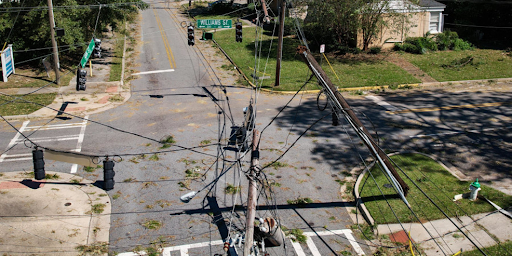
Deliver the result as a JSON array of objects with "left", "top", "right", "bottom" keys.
[{"left": 385, "top": 53, "right": 437, "bottom": 83}]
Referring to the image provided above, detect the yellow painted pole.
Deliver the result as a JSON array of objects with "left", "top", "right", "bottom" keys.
[
  {"left": 322, "top": 53, "right": 341, "bottom": 84},
  {"left": 408, "top": 231, "right": 415, "bottom": 256},
  {"left": 89, "top": 59, "right": 92, "bottom": 77},
  {"left": 1, "top": 42, "right": 6, "bottom": 52}
]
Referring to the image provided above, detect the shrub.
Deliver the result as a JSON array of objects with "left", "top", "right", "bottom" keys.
[
  {"left": 404, "top": 36, "right": 436, "bottom": 54},
  {"left": 453, "top": 38, "right": 473, "bottom": 51},
  {"left": 393, "top": 42, "right": 403, "bottom": 51},
  {"left": 402, "top": 42, "right": 419, "bottom": 54},
  {"left": 435, "top": 30, "right": 459, "bottom": 50},
  {"left": 368, "top": 46, "right": 381, "bottom": 54}
]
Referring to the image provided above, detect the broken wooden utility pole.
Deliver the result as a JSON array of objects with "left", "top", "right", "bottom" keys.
[
  {"left": 296, "top": 46, "right": 410, "bottom": 202},
  {"left": 274, "top": 0, "right": 286, "bottom": 87},
  {"left": 244, "top": 129, "right": 260, "bottom": 255}
]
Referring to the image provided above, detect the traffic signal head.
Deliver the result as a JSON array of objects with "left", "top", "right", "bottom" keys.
[
  {"left": 103, "top": 160, "right": 115, "bottom": 191},
  {"left": 76, "top": 68, "right": 87, "bottom": 91},
  {"left": 93, "top": 38, "right": 102, "bottom": 58},
  {"left": 32, "top": 149, "right": 45, "bottom": 180},
  {"left": 235, "top": 22, "right": 242, "bottom": 42},
  {"left": 187, "top": 25, "right": 195, "bottom": 46}
]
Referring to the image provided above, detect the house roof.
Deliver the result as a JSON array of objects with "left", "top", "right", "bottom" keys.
[{"left": 418, "top": 0, "right": 446, "bottom": 8}]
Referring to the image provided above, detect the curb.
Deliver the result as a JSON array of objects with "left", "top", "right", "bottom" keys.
[{"left": 353, "top": 151, "right": 470, "bottom": 227}]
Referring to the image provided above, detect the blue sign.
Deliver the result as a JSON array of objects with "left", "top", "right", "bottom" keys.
[{"left": 2, "top": 44, "right": 15, "bottom": 82}]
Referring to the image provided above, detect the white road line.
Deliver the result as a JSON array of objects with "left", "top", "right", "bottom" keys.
[
  {"left": 343, "top": 230, "right": 365, "bottom": 256},
  {"left": 117, "top": 229, "right": 364, "bottom": 256},
  {"left": 305, "top": 236, "right": 322, "bottom": 256},
  {"left": 25, "top": 123, "right": 85, "bottom": 131},
  {"left": 132, "top": 69, "right": 175, "bottom": 75},
  {"left": 409, "top": 125, "right": 512, "bottom": 138},
  {"left": 2, "top": 157, "right": 32, "bottom": 162},
  {"left": 2, "top": 153, "right": 32, "bottom": 158},
  {"left": 0, "top": 120, "right": 30, "bottom": 163},
  {"left": 7, "top": 120, "right": 30, "bottom": 147},
  {"left": 366, "top": 95, "right": 399, "bottom": 112},
  {"left": 16, "top": 135, "right": 80, "bottom": 143},
  {"left": 71, "top": 116, "right": 88, "bottom": 173},
  {"left": 290, "top": 240, "right": 307, "bottom": 256},
  {"left": 303, "top": 229, "right": 365, "bottom": 255}
]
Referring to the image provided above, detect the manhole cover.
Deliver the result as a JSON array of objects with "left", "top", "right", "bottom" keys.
[
  {"left": 64, "top": 202, "right": 72, "bottom": 206},
  {"left": 383, "top": 184, "right": 393, "bottom": 188}
]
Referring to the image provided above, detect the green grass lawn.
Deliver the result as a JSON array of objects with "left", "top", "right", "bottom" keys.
[
  {"left": 359, "top": 153, "right": 512, "bottom": 224},
  {"left": 462, "top": 241, "right": 512, "bottom": 256},
  {"left": 0, "top": 66, "right": 74, "bottom": 90},
  {"left": 213, "top": 27, "right": 420, "bottom": 91},
  {"left": 403, "top": 49, "right": 512, "bottom": 82},
  {"left": 109, "top": 33, "right": 125, "bottom": 82},
  {"left": 0, "top": 93, "right": 56, "bottom": 116}
]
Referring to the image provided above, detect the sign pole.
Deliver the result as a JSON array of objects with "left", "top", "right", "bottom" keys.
[{"left": 89, "top": 59, "right": 92, "bottom": 77}]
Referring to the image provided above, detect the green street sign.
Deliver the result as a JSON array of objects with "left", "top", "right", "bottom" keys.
[
  {"left": 197, "top": 19, "right": 232, "bottom": 29},
  {"left": 80, "top": 39, "right": 95, "bottom": 68}
]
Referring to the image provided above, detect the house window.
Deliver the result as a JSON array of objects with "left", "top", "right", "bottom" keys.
[{"left": 429, "top": 12, "right": 442, "bottom": 33}]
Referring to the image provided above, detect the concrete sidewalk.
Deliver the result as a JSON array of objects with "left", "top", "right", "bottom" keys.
[
  {"left": 378, "top": 211, "right": 512, "bottom": 255},
  {"left": 0, "top": 171, "right": 111, "bottom": 255}
]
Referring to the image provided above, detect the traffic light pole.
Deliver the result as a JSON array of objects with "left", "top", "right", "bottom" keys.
[
  {"left": 47, "top": 0, "right": 60, "bottom": 85},
  {"left": 296, "top": 46, "right": 410, "bottom": 201},
  {"left": 274, "top": 0, "right": 286, "bottom": 87}
]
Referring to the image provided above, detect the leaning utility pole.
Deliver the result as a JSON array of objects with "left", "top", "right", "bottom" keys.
[
  {"left": 244, "top": 129, "right": 260, "bottom": 256},
  {"left": 296, "top": 46, "right": 410, "bottom": 201},
  {"left": 274, "top": 0, "right": 286, "bottom": 87},
  {"left": 47, "top": 0, "right": 60, "bottom": 84}
]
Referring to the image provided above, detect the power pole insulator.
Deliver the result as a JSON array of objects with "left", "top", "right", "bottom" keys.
[
  {"left": 33, "top": 149, "right": 45, "bottom": 180},
  {"left": 103, "top": 160, "right": 115, "bottom": 191}
]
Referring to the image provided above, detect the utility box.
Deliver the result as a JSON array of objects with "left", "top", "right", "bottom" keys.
[{"left": 202, "top": 31, "right": 213, "bottom": 40}]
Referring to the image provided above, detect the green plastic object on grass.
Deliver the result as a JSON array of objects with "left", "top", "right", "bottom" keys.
[{"left": 471, "top": 178, "right": 481, "bottom": 188}]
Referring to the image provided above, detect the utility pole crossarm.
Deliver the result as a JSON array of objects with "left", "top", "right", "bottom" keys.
[{"left": 295, "top": 46, "right": 410, "bottom": 200}]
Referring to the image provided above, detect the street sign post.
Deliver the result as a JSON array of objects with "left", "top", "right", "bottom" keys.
[
  {"left": 197, "top": 19, "right": 232, "bottom": 29},
  {"left": 1, "top": 44, "right": 15, "bottom": 82},
  {"left": 80, "top": 39, "right": 95, "bottom": 68}
]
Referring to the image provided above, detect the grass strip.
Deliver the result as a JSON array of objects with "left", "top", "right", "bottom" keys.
[
  {"left": 462, "top": 240, "right": 512, "bottom": 256},
  {"left": 359, "top": 153, "right": 512, "bottom": 224},
  {"left": 403, "top": 49, "right": 512, "bottom": 82},
  {"left": 0, "top": 93, "right": 56, "bottom": 116},
  {"left": 109, "top": 33, "right": 125, "bottom": 82}
]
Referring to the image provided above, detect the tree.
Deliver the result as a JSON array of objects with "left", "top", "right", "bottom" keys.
[
  {"left": 0, "top": 0, "right": 146, "bottom": 65},
  {"left": 303, "top": 0, "right": 419, "bottom": 52},
  {"left": 304, "top": 0, "right": 361, "bottom": 51}
]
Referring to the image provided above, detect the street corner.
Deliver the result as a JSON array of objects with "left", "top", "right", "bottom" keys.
[{"left": 0, "top": 171, "right": 111, "bottom": 255}]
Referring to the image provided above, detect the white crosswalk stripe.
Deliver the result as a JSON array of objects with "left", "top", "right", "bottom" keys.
[
  {"left": 0, "top": 116, "right": 89, "bottom": 174},
  {"left": 117, "top": 229, "right": 365, "bottom": 256}
]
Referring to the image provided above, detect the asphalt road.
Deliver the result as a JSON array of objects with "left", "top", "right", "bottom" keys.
[{"left": 1, "top": 2, "right": 512, "bottom": 255}]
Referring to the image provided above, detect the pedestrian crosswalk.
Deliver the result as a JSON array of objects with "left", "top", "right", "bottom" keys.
[
  {"left": 0, "top": 116, "right": 89, "bottom": 173},
  {"left": 117, "top": 229, "right": 365, "bottom": 256}
]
